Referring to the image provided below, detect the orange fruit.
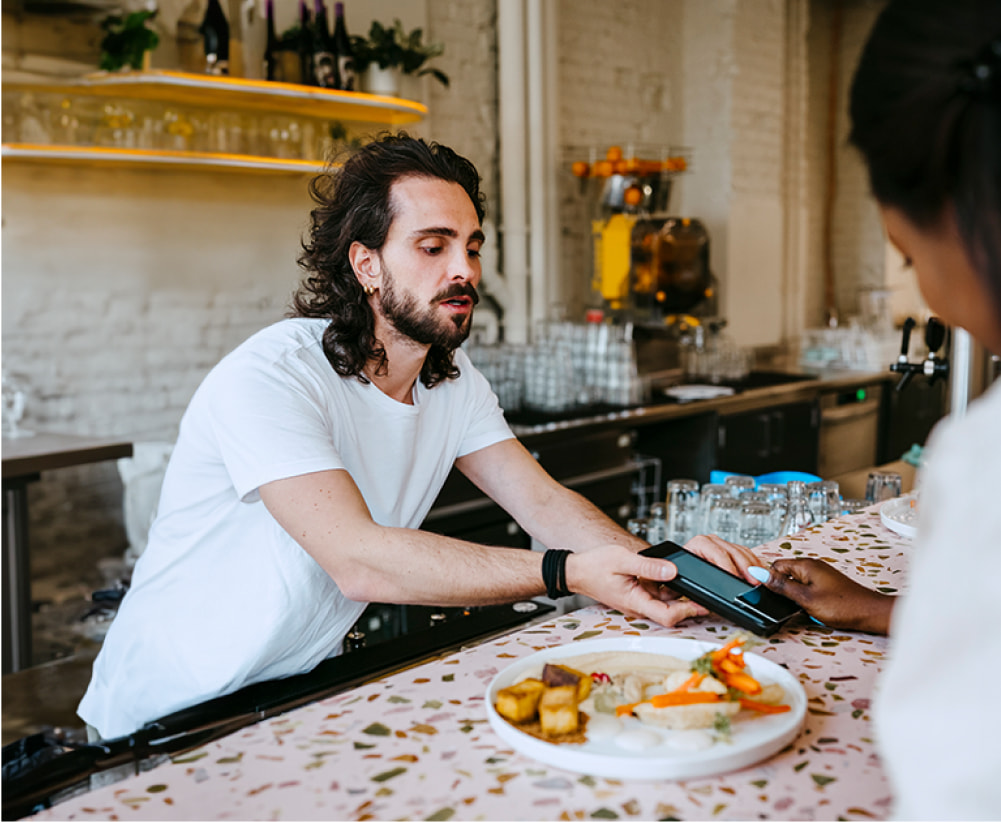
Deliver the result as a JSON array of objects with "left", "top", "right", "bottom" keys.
[
  {"left": 571, "top": 161, "right": 590, "bottom": 178},
  {"left": 606, "top": 145, "right": 623, "bottom": 162},
  {"left": 623, "top": 185, "right": 643, "bottom": 207}
]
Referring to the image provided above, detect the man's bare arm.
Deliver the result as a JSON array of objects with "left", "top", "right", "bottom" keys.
[{"left": 259, "top": 468, "right": 548, "bottom": 606}]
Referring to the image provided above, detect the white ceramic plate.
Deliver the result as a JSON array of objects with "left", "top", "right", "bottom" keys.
[
  {"left": 880, "top": 493, "right": 919, "bottom": 539},
  {"left": 663, "top": 385, "right": 736, "bottom": 403},
  {"left": 485, "top": 636, "right": 806, "bottom": 781}
]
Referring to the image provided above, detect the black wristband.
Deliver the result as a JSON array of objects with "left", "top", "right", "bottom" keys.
[{"left": 542, "top": 549, "right": 573, "bottom": 599}]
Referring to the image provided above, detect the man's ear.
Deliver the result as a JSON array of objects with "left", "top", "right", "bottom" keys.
[{"left": 348, "top": 241, "right": 381, "bottom": 290}]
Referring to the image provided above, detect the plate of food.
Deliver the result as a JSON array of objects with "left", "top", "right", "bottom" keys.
[
  {"left": 880, "top": 492, "right": 919, "bottom": 539},
  {"left": 486, "top": 635, "right": 806, "bottom": 780}
]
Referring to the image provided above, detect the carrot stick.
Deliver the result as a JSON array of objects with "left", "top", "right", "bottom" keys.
[
  {"left": 711, "top": 637, "right": 745, "bottom": 665},
  {"left": 649, "top": 691, "right": 721, "bottom": 708},
  {"left": 717, "top": 657, "right": 744, "bottom": 675},
  {"left": 615, "top": 702, "right": 642, "bottom": 716},
  {"left": 739, "top": 698, "right": 791, "bottom": 714},
  {"left": 724, "top": 671, "right": 762, "bottom": 695},
  {"left": 672, "top": 672, "right": 705, "bottom": 692}
]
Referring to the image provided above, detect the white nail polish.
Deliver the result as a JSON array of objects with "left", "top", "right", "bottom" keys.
[{"left": 747, "top": 565, "right": 771, "bottom": 584}]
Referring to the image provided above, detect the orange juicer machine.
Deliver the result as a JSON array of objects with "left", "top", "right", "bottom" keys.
[{"left": 571, "top": 145, "right": 717, "bottom": 325}]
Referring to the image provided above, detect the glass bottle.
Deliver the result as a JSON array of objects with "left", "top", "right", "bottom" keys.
[
  {"left": 199, "top": 0, "right": 230, "bottom": 75},
  {"left": 263, "top": 0, "right": 282, "bottom": 81},
  {"left": 297, "top": 0, "right": 314, "bottom": 85},
  {"left": 311, "top": 0, "right": 337, "bottom": 87},
  {"left": 331, "top": 2, "right": 356, "bottom": 91}
]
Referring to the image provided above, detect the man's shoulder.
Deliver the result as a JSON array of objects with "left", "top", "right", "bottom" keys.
[{"left": 221, "top": 318, "right": 328, "bottom": 366}]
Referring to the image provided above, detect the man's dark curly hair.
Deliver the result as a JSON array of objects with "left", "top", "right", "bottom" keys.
[{"left": 291, "top": 132, "right": 486, "bottom": 389}]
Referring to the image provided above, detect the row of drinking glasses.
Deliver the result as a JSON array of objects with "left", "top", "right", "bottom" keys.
[
  {"left": 3, "top": 91, "right": 341, "bottom": 162},
  {"left": 628, "top": 476, "right": 875, "bottom": 549}
]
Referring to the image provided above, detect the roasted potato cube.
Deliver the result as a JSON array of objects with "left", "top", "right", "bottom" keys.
[
  {"left": 495, "top": 678, "right": 547, "bottom": 723},
  {"left": 542, "top": 663, "right": 592, "bottom": 701},
  {"left": 538, "top": 685, "right": 579, "bottom": 736}
]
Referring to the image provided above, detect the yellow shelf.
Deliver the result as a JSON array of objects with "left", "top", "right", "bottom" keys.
[
  {"left": 2, "top": 71, "right": 426, "bottom": 172},
  {"left": 4, "top": 70, "right": 427, "bottom": 125},
  {"left": 1, "top": 143, "right": 327, "bottom": 174}
]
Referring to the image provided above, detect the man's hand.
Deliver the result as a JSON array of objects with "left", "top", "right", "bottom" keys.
[
  {"left": 564, "top": 535, "right": 763, "bottom": 628},
  {"left": 750, "top": 558, "right": 894, "bottom": 635}
]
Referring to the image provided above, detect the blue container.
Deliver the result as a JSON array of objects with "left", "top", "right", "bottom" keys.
[{"left": 709, "top": 469, "right": 823, "bottom": 488}]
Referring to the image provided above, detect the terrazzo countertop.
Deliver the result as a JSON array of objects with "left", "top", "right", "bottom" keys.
[{"left": 34, "top": 508, "right": 911, "bottom": 821}]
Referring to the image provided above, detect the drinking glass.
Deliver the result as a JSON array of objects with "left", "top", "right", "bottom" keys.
[
  {"left": 781, "top": 480, "right": 814, "bottom": 534},
  {"left": 2, "top": 370, "right": 33, "bottom": 439},
  {"left": 758, "top": 483, "right": 789, "bottom": 507},
  {"left": 697, "top": 483, "right": 729, "bottom": 534},
  {"left": 724, "top": 475, "right": 755, "bottom": 497},
  {"left": 738, "top": 500, "right": 775, "bottom": 547},
  {"left": 627, "top": 517, "right": 648, "bottom": 541},
  {"left": 807, "top": 480, "right": 841, "bottom": 523},
  {"left": 707, "top": 497, "right": 741, "bottom": 542},
  {"left": 645, "top": 502, "right": 667, "bottom": 544},
  {"left": 865, "top": 471, "right": 903, "bottom": 503},
  {"left": 666, "top": 479, "right": 699, "bottom": 545},
  {"left": 841, "top": 498, "right": 870, "bottom": 515}
]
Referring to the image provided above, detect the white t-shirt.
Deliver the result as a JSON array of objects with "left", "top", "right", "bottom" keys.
[
  {"left": 874, "top": 379, "right": 1001, "bottom": 819},
  {"left": 79, "top": 318, "right": 514, "bottom": 739}
]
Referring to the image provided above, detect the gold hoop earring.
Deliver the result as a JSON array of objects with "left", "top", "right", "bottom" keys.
[{"left": 363, "top": 284, "right": 376, "bottom": 296}]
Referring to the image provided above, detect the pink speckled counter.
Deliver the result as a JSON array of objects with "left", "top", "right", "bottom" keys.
[{"left": 34, "top": 508, "right": 911, "bottom": 821}]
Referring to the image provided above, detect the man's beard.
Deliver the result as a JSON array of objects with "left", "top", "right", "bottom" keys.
[{"left": 378, "top": 261, "right": 479, "bottom": 350}]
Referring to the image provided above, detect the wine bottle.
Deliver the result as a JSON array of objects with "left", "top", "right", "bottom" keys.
[
  {"left": 331, "top": 2, "right": 355, "bottom": 91},
  {"left": 311, "top": 0, "right": 337, "bottom": 88},
  {"left": 199, "top": 0, "right": 230, "bottom": 75},
  {"left": 263, "top": 0, "right": 281, "bottom": 81},
  {"left": 297, "top": 0, "right": 314, "bottom": 85}
]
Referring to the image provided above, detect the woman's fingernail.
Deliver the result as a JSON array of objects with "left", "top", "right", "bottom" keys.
[{"left": 748, "top": 566, "right": 771, "bottom": 584}]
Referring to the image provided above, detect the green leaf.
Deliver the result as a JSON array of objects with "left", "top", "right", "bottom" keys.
[{"left": 811, "top": 774, "right": 836, "bottom": 787}]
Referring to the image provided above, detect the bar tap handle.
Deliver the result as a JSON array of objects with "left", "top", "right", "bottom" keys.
[
  {"left": 890, "top": 316, "right": 920, "bottom": 390},
  {"left": 925, "top": 316, "right": 945, "bottom": 354},
  {"left": 898, "top": 317, "right": 916, "bottom": 361},
  {"left": 923, "top": 316, "right": 949, "bottom": 384}
]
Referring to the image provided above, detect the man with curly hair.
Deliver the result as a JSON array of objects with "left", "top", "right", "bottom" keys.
[{"left": 79, "top": 133, "right": 758, "bottom": 739}]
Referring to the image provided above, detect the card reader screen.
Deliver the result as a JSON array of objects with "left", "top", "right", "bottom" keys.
[{"left": 669, "top": 549, "right": 755, "bottom": 599}]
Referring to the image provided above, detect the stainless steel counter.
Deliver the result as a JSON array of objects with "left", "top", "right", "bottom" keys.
[{"left": 508, "top": 369, "right": 890, "bottom": 438}]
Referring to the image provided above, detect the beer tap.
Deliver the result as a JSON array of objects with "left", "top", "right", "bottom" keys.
[{"left": 890, "top": 316, "right": 949, "bottom": 391}]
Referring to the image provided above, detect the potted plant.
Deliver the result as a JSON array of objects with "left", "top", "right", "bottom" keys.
[
  {"left": 99, "top": 9, "right": 160, "bottom": 72},
  {"left": 349, "top": 19, "right": 449, "bottom": 96}
]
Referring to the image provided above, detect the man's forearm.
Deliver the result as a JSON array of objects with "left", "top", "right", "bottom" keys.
[{"left": 516, "top": 483, "right": 647, "bottom": 554}]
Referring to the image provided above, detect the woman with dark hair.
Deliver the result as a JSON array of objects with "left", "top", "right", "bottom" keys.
[{"left": 750, "top": 2, "right": 1001, "bottom": 816}]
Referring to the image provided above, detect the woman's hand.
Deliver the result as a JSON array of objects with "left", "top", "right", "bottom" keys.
[{"left": 749, "top": 558, "right": 894, "bottom": 635}]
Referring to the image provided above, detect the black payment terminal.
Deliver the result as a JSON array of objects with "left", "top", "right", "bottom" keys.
[{"left": 640, "top": 541, "right": 803, "bottom": 636}]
